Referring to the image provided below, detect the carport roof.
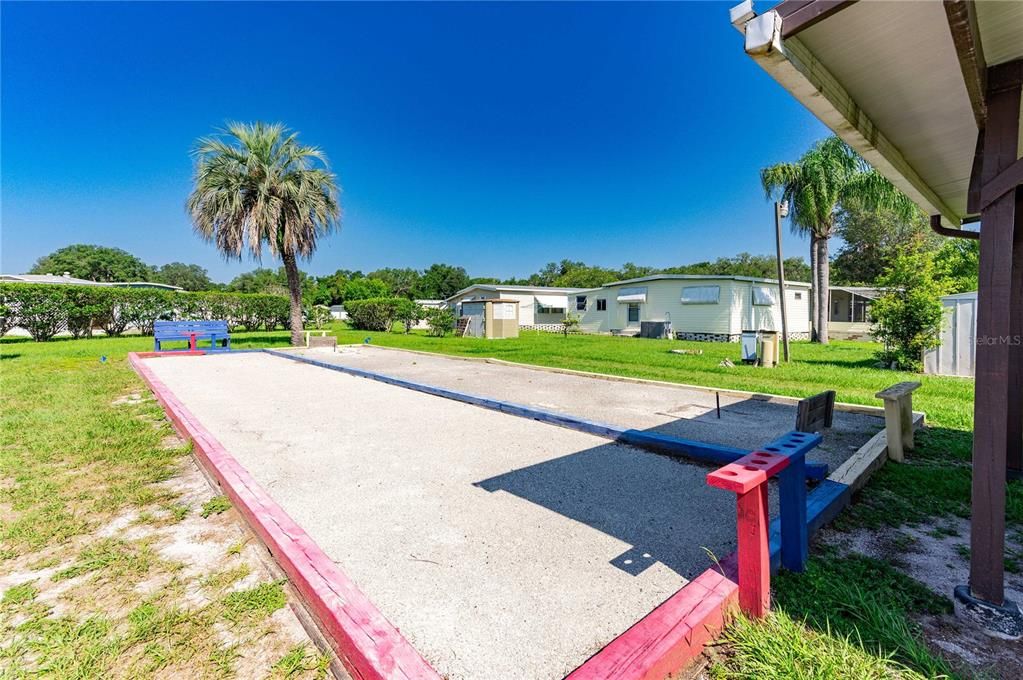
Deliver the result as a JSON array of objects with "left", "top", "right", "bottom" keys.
[{"left": 731, "top": 0, "right": 1023, "bottom": 228}]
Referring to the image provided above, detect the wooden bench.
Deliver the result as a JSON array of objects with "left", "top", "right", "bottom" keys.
[
  {"left": 304, "top": 330, "right": 337, "bottom": 351},
  {"left": 875, "top": 381, "right": 921, "bottom": 462},
  {"left": 154, "top": 320, "right": 231, "bottom": 353}
]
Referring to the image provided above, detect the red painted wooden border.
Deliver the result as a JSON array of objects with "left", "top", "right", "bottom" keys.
[
  {"left": 128, "top": 353, "right": 440, "bottom": 680},
  {"left": 566, "top": 568, "right": 737, "bottom": 680}
]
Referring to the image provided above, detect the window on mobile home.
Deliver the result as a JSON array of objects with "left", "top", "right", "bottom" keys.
[
  {"left": 752, "top": 286, "right": 777, "bottom": 305},
  {"left": 680, "top": 285, "right": 720, "bottom": 304}
]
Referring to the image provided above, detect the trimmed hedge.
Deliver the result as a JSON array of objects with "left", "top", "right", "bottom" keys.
[{"left": 0, "top": 283, "right": 289, "bottom": 341}]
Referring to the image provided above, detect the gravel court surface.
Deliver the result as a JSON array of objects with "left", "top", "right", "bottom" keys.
[
  {"left": 286, "top": 345, "right": 885, "bottom": 471},
  {"left": 141, "top": 352, "right": 740, "bottom": 680}
]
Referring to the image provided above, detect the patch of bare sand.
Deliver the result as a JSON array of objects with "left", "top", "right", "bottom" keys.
[
  {"left": 821, "top": 518, "right": 1023, "bottom": 678},
  {"left": 1, "top": 457, "right": 341, "bottom": 678}
]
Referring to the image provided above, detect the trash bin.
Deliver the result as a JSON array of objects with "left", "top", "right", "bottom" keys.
[
  {"left": 740, "top": 330, "right": 760, "bottom": 364},
  {"left": 760, "top": 331, "right": 778, "bottom": 368}
]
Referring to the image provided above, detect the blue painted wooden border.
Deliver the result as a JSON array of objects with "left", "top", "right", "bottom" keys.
[{"left": 264, "top": 349, "right": 828, "bottom": 479}]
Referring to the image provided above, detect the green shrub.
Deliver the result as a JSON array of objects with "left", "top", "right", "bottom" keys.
[
  {"left": 425, "top": 307, "right": 455, "bottom": 337},
  {"left": 561, "top": 313, "right": 580, "bottom": 336},
  {"left": 308, "top": 304, "right": 331, "bottom": 330},
  {"left": 0, "top": 283, "right": 288, "bottom": 341},
  {"left": 64, "top": 286, "right": 107, "bottom": 338},
  {"left": 96, "top": 288, "right": 131, "bottom": 337},
  {"left": 255, "top": 294, "right": 289, "bottom": 331},
  {"left": 121, "top": 289, "right": 173, "bottom": 335},
  {"left": 5, "top": 283, "right": 68, "bottom": 341},
  {"left": 345, "top": 297, "right": 403, "bottom": 331},
  {"left": 871, "top": 252, "right": 948, "bottom": 371},
  {"left": 394, "top": 299, "right": 425, "bottom": 333}
]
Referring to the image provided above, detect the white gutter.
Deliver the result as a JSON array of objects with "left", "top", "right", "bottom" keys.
[{"left": 732, "top": 6, "right": 962, "bottom": 227}]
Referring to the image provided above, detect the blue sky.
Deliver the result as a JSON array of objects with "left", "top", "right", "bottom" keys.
[{"left": 1, "top": 1, "right": 828, "bottom": 283}]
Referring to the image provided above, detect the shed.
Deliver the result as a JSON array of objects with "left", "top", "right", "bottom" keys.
[
  {"left": 459, "top": 298, "right": 520, "bottom": 339},
  {"left": 924, "top": 292, "right": 978, "bottom": 377}
]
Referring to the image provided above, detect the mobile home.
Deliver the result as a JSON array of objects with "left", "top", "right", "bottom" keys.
[
  {"left": 574, "top": 275, "right": 811, "bottom": 341},
  {"left": 829, "top": 286, "right": 882, "bottom": 340},
  {"left": 445, "top": 284, "right": 585, "bottom": 331}
]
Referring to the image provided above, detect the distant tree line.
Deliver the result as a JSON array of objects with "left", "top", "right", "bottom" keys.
[
  {"left": 26, "top": 232, "right": 977, "bottom": 314},
  {"left": 27, "top": 245, "right": 822, "bottom": 305}
]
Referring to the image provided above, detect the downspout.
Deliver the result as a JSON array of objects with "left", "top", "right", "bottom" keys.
[{"left": 931, "top": 214, "right": 980, "bottom": 239}]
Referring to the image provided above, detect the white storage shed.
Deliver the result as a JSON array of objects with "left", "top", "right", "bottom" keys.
[{"left": 923, "top": 292, "right": 977, "bottom": 378}]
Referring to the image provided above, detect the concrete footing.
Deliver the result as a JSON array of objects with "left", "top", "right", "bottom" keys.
[{"left": 953, "top": 585, "right": 1023, "bottom": 640}]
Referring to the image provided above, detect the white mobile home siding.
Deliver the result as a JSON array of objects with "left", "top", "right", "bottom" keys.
[
  {"left": 576, "top": 278, "right": 810, "bottom": 340},
  {"left": 450, "top": 291, "right": 538, "bottom": 325},
  {"left": 447, "top": 286, "right": 579, "bottom": 327}
]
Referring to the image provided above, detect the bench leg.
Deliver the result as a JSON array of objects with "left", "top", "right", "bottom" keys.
[
  {"left": 779, "top": 457, "right": 808, "bottom": 573},
  {"left": 900, "top": 396, "right": 915, "bottom": 452},
  {"left": 737, "top": 484, "right": 771, "bottom": 618},
  {"left": 883, "top": 400, "right": 905, "bottom": 462}
]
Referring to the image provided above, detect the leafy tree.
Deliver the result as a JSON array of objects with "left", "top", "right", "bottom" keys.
[
  {"left": 933, "top": 238, "right": 979, "bottom": 294},
  {"left": 761, "top": 136, "right": 917, "bottom": 343},
  {"left": 470, "top": 277, "right": 502, "bottom": 286},
  {"left": 312, "top": 269, "right": 363, "bottom": 306},
  {"left": 152, "top": 262, "right": 216, "bottom": 291},
  {"left": 368, "top": 267, "right": 421, "bottom": 299},
  {"left": 225, "top": 267, "right": 300, "bottom": 296},
  {"left": 419, "top": 263, "right": 471, "bottom": 299},
  {"left": 871, "top": 251, "right": 949, "bottom": 371},
  {"left": 187, "top": 122, "right": 341, "bottom": 346},
  {"left": 526, "top": 260, "right": 587, "bottom": 287},
  {"left": 30, "top": 244, "right": 153, "bottom": 282},
  {"left": 342, "top": 276, "right": 390, "bottom": 302},
  {"left": 554, "top": 265, "right": 619, "bottom": 289},
  {"left": 830, "top": 201, "right": 939, "bottom": 285},
  {"left": 618, "top": 262, "right": 655, "bottom": 280},
  {"left": 662, "top": 253, "right": 811, "bottom": 283}
]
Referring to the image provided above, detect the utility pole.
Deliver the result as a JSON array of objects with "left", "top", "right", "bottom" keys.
[{"left": 774, "top": 201, "right": 790, "bottom": 362}]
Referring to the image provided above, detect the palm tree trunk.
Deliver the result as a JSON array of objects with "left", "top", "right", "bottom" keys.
[
  {"left": 281, "top": 250, "right": 304, "bottom": 346},
  {"left": 809, "top": 234, "right": 819, "bottom": 342},
  {"left": 816, "top": 236, "right": 830, "bottom": 344}
]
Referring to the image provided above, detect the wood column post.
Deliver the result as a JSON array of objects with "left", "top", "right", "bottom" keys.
[
  {"left": 1008, "top": 186, "right": 1023, "bottom": 478},
  {"left": 970, "top": 65, "right": 1022, "bottom": 606}
]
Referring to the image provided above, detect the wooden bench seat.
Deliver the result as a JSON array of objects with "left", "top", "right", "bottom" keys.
[
  {"left": 875, "top": 381, "right": 921, "bottom": 462},
  {"left": 154, "top": 320, "right": 231, "bottom": 353}
]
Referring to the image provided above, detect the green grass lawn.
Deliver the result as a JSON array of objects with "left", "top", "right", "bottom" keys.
[
  {"left": 0, "top": 328, "right": 1010, "bottom": 678},
  {"left": 0, "top": 332, "right": 329, "bottom": 678}
]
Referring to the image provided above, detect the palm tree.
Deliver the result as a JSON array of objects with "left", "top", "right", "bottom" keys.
[
  {"left": 187, "top": 122, "right": 341, "bottom": 346},
  {"left": 761, "top": 136, "right": 916, "bottom": 343}
]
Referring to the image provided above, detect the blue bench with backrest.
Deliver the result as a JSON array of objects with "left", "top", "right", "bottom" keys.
[{"left": 154, "top": 320, "right": 231, "bottom": 352}]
